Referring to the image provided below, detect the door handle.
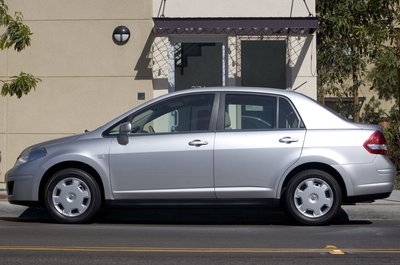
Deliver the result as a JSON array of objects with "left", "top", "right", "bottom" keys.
[
  {"left": 279, "top": 137, "right": 298, "bottom": 144},
  {"left": 189, "top": 139, "right": 208, "bottom": 147}
]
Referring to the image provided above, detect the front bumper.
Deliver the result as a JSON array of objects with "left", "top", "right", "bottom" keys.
[
  {"left": 5, "top": 165, "right": 42, "bottom": 206},
  {"left": 6, "top": 174, "right": 39, "bottom": 206}
]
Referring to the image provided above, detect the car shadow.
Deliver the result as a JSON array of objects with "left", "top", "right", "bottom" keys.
[{"left": 0, "top": 206, "right": 372, "bottom": 226}]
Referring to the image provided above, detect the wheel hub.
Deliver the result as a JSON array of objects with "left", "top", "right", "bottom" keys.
[
  {"left": 309, "top": 193, "right": 319, "bottom": 203},
  {"left": 67, "top": 193, "right": 76, "bottom": 202}
]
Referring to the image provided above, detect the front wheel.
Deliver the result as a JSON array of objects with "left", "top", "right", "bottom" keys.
[
  {"left": 44, "top": 168, "right": 101, "bottom": 224},
  {"left": 284, "top": 170, "right": 342, "bottom": 225}
]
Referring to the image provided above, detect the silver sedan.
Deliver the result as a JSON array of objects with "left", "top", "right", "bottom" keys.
[{"left": 6, "top": 87, "right": 395, "bottom": 225}]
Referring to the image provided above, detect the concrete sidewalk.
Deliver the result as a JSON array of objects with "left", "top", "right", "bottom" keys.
[
  {"left": 371, "top": 189, "right": 400, "bottom": 204},
  {"left": 342, "top": 190, "right": 400, "bottom": 221}
]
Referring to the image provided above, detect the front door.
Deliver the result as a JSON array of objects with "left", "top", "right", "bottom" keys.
[{"left": 109, "top": 93, "right": 217, "bottom": 199}]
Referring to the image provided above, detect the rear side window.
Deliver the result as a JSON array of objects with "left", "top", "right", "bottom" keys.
[
  {"left": 224, "top": 94, "right": 302, "bottom": 131},
  {"left": 278, "top": 97, "right": 301, "bottom": 129}
]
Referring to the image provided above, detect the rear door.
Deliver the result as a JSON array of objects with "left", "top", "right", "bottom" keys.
[{"left": 214, "top": 93, "right": 306, "bottom": 199}]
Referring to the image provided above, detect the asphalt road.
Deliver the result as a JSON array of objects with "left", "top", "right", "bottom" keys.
[{"left": 0, "top": 205, "right": 399, "bottom": 265}]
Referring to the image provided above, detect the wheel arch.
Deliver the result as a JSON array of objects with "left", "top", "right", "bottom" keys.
[
  {"left": 280, "top": 162, "right": 347, "bottom": 200},
  {"left": 39, "top": 161, "right": 105, "bottom": 207}
]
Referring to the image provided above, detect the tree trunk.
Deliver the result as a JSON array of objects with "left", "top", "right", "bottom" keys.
[
  {"left": 353, "top": 69, "right": 360, "bottom": 122},
  {"left": 396, "top": 30, "right": 400, "bottom": 113}
]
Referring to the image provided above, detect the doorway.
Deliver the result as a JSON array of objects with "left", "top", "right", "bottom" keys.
[
  {"left": 169, "top": 38, "right": 227, "bottom": 91},
  {"left": 241, "top": 40, "right": 286, "bottom": 88}
]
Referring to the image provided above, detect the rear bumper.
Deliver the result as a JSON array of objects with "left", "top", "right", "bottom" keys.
[{"left": 338, "top": 156, "right": 395, "bottom": 197}]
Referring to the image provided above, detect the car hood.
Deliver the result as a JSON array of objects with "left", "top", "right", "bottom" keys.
[{"left": 29, "top": 134, "right": 82, "bottom": 150}]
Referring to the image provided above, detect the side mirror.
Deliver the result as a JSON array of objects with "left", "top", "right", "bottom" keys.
[{"left": 118, "top": 122, "right": 132, "bottom": 145}]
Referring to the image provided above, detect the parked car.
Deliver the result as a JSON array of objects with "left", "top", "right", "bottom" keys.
[{"left": 6, "top": 87, "right": 395, "bottom": 225}]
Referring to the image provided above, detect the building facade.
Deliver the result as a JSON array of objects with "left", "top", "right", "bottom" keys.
[{"left": 0, "top": 0, "right": 317, "bottom": 186}]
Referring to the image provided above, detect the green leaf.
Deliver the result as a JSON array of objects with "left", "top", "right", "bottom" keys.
[
  {"left": 1, "top": 73, "right": 41, "bottom": 98},
  {"left": 1, "top": 0, "right": 39, "bottom": 98},
  {"left": 317, "top": 0, "right": 400, "bottom": 122}
]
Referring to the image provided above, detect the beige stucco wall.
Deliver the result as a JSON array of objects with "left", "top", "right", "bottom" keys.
[
  {"left": 153, "top": 0, "right": 315, "bottom": 17},
  {"left": 0, "top": 0, "right": 154, "bottom": 186},
  {"left": 1, "top": 0, "right": 318, "bottom": 187},
  {"left": 288, "top": 36, "right": 317, "bottom": 99}
]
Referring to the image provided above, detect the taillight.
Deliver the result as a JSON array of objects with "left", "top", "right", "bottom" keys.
[{"left": 363, "top": 130, "right": 387, "bottom": 155}]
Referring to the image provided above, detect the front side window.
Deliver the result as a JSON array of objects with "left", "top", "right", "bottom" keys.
[
  {"left": 107, "top": 94, "right": 215, "bottom": 135},
  {"left": 224, "top": 94, "right": 302, "bottom": 131}
]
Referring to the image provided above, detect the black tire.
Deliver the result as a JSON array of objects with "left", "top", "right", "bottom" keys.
[
  {"left": 44, "top": 168, "right": 101, "bottom": 224},
  {"left": 284, "top": 169, "right": 342, "bottom": 225}
]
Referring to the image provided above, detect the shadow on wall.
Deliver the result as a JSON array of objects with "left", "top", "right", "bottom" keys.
[
  {"left": 287, "top": 36, "right": 313, "bottom": 89},
  {"left": 134, "top": 32, "right": 155, "bottom": 80}
]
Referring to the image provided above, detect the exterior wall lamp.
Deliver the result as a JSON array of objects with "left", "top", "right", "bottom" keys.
[{"left": 112, "top": 26, "right": 130, "bottom": 45}]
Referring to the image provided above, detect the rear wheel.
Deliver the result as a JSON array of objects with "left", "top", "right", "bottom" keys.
[
  {"left": 44, "top": 168, "right": 101, "bottom": 224},
  {"left": 285, "top": 169, "right": 342, "bottom": 225}
]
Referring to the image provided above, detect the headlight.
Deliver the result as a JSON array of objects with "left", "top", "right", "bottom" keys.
[{"left": 15, "top": 147, "right": 47, "bottom": 167}]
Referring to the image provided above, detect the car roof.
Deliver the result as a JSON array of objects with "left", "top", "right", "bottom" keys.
[{"left": 170, "top": 86, "right": 300, "bottom": 97}]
